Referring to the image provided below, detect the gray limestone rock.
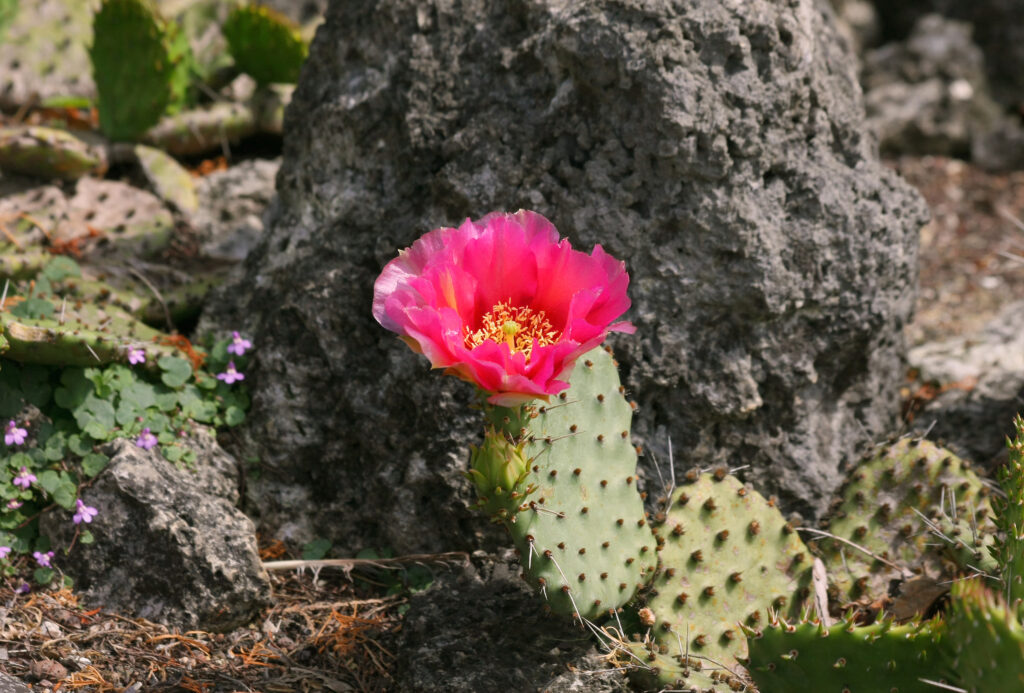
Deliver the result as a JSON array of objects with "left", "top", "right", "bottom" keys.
[
  {"left": 908, "top": 300, "right": 1024, "bottom": 469},
  {"left": 39, "top": 437, "right": 270, "bottom": 631},
  {"left": 871, "top": 0, "right": 1024, "bottom": 111},
  {"left": 202, "top": 0, "right": 927, "bottom": 556},
  {"left": 861, "top": 15, "right": 1003, "bottom": 159},
  {"left": 193, "top": 158, "right": 280, "bottom": 262}
]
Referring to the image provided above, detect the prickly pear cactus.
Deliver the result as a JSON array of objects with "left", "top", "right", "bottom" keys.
[
  {"left": 134, "top": 144, "right": 198, "bottom": 214},
  {"left": 222, "top": 4, "right": 308, "bottom": 85},
  {"left": 0, "top": 258, "right": 183, "bottom": 367},
  {"left": 0, "top": 126, "right": 106, "bottom": 181},
  {"left": 816, "top": 437, "right": 997, "bottom": 603},
  {"left": 91, "top": 0, "right": 194, "bottom": 141},
  {"left": 0, "top": 0, "right": 94, "bottom": 110},
  {"left": 941, "top": 578, "right": 1024, "bottom": 691},
  {"left": 0, "top": 0, "right": 17, "bottom": 37},
  {"left": 470, "top": 346, "right": 657, "bottom": 620},
  {"left": 994, "top": 415, "right": 1024, "bottom": 612},
  {"left": 746, "top": 614, "right": 939, "bottom": 692},
  {"left": 628, "top": 472, "right": 813, "bottom": 690}
]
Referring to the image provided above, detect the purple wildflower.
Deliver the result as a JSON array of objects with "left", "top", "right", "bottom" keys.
[
  {"left": 73, "top": 499, "right": 98, "bottom": 525},
  {"left": 6, "top": 500, "right": 22, "bottom": 510},
  {"left": 216, "top": 361, "right": 245, "bottom": 385},
  {"left": 12, "top": 467, "right": 36, "bottom": 490},
  {"left": 4, "top": 420, "right": 26, "bottom": 446},
  {"left": 135, "top": 428, "right": 158, "bottom": 451},
  {"left": 227, "top": 331, "right": 252, "bottom": 356},
  {"left": 128, "top": 348, "right": 146, "bottom": 365},
  {"left": 32, "top": 550, "right": 53, "bottom": 567},
  {"left": 0, "top": 546, "right": 10, "bottom": 559},
  {"left": 15, "top": 583, "right": 30, "bottom": 594}
]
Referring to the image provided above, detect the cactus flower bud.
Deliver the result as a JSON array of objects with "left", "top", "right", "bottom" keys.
[{"left": 467, "top": 429, "right": 531, "bottom": 499}]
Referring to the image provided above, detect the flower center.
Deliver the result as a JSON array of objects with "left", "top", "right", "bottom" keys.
[{"left": 465, "top": 300, "right": 561, "bottom": 358}]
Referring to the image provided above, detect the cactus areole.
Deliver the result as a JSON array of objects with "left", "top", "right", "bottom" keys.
[{"left": 371, "top": 210, "right": 634, "bottom": 405}]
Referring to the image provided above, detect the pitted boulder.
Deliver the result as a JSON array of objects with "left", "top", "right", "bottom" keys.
[
  {"left": 203, "top": 0, "right": 926, "bottom": 554},
  {"left": 40, "top": 438, "right": 270, "bottom": 631}
]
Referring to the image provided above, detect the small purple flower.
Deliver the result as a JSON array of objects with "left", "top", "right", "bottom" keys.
[
  {"left": 128, "top": 347, "right": 146, "bottom": 365},
  {"left": 33, "top": 550, "right": 53, "bottom": 567},
  {"left": 73, "top": 499, "right": 98, "bottom": 525},
  {"left": 6, "top": 500, "right": 22, "bottom": 510},
  {"left": 15, "top": 583, "right": 29, "bottom": 594},
  {"left": 216, "top": 361, "right": 245, "bottom": 385},
  {"left": 135, "top": 427, "right": 158, "bottom": 451},
  {"left": 227, "top": 331, "right": 252, "bottom": 356},
  {"left": 12, "top": 467, "right": 36, "bottom": 490},
  {"left": 0, "top": 546, "right": 10, "bottom": 560},
  {"left": 4, "top": 420, "right": 27, "bottom": 446}
]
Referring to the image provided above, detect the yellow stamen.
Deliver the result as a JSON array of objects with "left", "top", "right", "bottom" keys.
[{"left": 465, "top": 300, "right": 561, "bottom": 359}]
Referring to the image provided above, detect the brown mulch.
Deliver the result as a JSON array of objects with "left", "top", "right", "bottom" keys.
[{"left": 0, "top": 563, "right": 405, "bottom": 692}]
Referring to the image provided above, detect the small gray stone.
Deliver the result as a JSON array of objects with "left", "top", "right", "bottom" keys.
[
  {"left": 909, "top": 300, "right": 1024, "bottom": 467},
  {"left": 0, "top": 672, "right": 30, "bottom": 693},
  {"left": 194, "top": 158, "right": 280, "bottom": 262},
  {"left": 862, "top": 14, "right": 1002, "bottom": 157},
  {"left": 40, "top": 438, "right": 270, "bottom": 631}
]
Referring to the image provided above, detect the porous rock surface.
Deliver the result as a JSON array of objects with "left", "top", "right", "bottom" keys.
[
  {"left": 204, "top": 0, "right": 927, "bottom": 554},
  {"left": 40, "top": 436, "right": 270, "bottom": 631}
]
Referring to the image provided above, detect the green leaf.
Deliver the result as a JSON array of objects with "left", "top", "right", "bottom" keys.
[
  {"left": 81, "top": 453, "right": 108, "bottom": 478},
  {"left": 163, "top": 445, "right": 185, "bottom": 463},
  {"left": 79, "top": 530, "right": 94, "bottom": 545},
  {"left": 18, "top": 366, "right": 51, "bottom": 407},
  {"left": 74, "top": 394, "right": 116, "bottom": 439},
  {"left": 10, "top": 298, "right": 54, "bottom": 319},
  {"left": 122, "top": 380, "right": 158, "bottom": 410},
  {"left": 302, "top": 538, "right": 332, "bottom": 560},
  {"left": 67, "top": 434, "right": 94, "bottom": 457},
  {"left": 41, "top": 256, "right": 81, "bottom": 282},
  {"left": 33, "top": 568, "right": 54, "bottom": 585},
  {"left": 158, "top": 356, "right": 192, "bottom": 388},
  {"left": 154, "top": 388, "right": 179, "bottom": 412},
  {"left": 42, "top": 432, "right": 67, "bottom": 462},
  {"left": 7, "top": 452, "right": 32, "bottom": 471},
  {"left": 36, "top": 470, "right": 60, "bottom": 495},
  {"left": 224, "top": 406, "right": 245, "bottom": 426},
  {"left": 52, "top": 478, "right": 76, "bottom": 510},
  {"left": 54, "top": 369, "right": 93, "bottom": 410}
]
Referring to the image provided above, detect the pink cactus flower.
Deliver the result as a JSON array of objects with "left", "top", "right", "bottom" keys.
[{"left": 372, "top": 210, "right": 634, "bottom": 405}]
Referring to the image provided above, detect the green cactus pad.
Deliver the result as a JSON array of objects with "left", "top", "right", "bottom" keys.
[
  {"left": 0, "top": 0, "right": 94, "bottom": 110},
  {"left": 145, "top": 101, "right": 259, "bottom": 156},
  {"left": 817, "top": 438, "right": 997, "bottom": 604},
  {"left": 477, "top": 346, "right": 656, "bottom": 620},
  {"left": 222, "top": 4, "right": 308, "bottom": 85},
  {"left": 746, "top": 615, "right": 940, "bottom": 692},
  {"left": 134, "top": 144, "right": 198, "bottom": 214},
  {"left": 625, "top": 636, "right": 743, "bottom": 692},
  {"left": 0, "top": 0, "right": 16, "bottom": 37},
  {"left": 631, "top": 472, "right": 812, "bottom": 688},
  {"left": 941, "top": 579, "right": 1024, "bottom": 691},
  {"left": 0, "top": 298, "right": 181, "bottom": 367},
  {"left": 995, "top": 415, "right": 1024, "bottom": 612},
  {"left": 91, "top": 0, "right": 194, "bottom": 141},
  {"left": 0, "top": 126, "right": 106, "bottom": 181}
]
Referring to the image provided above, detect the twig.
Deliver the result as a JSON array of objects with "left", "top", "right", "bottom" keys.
[
  {"left": 797, "top": 527, "right": 914, "bottom": 577},
  {"left": 261, "top": 551, "right": 469, "bottom": 572}
]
